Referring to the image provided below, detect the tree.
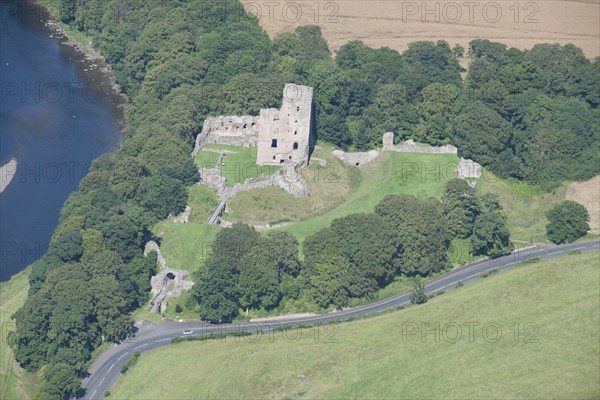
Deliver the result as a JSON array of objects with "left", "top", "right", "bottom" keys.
[
  {"left": 409, "top": 278, "right": 428, "bottom": 305},
  {"left": 471, "top": 212, "right": 513, "bottom": 258},
  {"left": 309, "top": 254, "right": 351, "bottom": 309},
  {"left": 101, "top": 215, "right": 142, "bottom": 262},
  {"left": 237, "top": 246, "right": 281, "bottom": 313},
  {"left": 375, "top": 195, "right": 449, "bottom": 276},
  {"left": 264, "top": 231, "right": 301, "bottom": 278},
  {"left": 91, "top": 275, "right": 133, "bottom": 342},
  {"left": 452, "top": 102, "right": 512, "bottom": 167},
  {"left": 401, "top": 41, "right": 463, "bottom": 98},
  {"left": 28, "top": 255, "right": 64, "bottom": 295},
  {"left": 330, "top": 213, "right": 399, "bottom": 297},
  {"left": 479, "top": 193, "right": 501, "bottom": 214},
  {"left": 192, "top": 258, "right": 239, "bottom": 323},
  {"left": 59, "top": 0, "right": 77, "bottom": 23},
  {"left": 452, "top": 44, "right": 465, "bottom": 58},
  {"left": 211, "top": 223, "right": 260, "bottom": 265},
  {"left": 38, "top": 363, "right": 81, "bottom": 400},
  {"left": 50, "top": 231, "right": 83, "bottom": 263},
  {"left": 363, "top": 84, "right": 419, "bottom": 147},
  {"left": 546, "top": 201, "right": 590, "bottom": 244},
  {"left": 442, "top": 179, "right": 479, "bottom": 238},
  {"left": 135, "top": 174, "right": 187, "bottom": 221},
  {"left": 302, "top": 227, "right": 342, "bottom": 276}
]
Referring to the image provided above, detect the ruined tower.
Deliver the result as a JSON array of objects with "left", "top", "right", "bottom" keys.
[
  {"left": 256, "top": 84, "right": 314, "bottom": 166},
  {"left": 192, "top": 83, "right": 314, "bottom": 166}
]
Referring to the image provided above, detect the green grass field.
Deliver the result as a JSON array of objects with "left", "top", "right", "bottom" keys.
[
  {"left": 195, "top": 144, "right": 280, "bottom": 186},
  {"left": 280, "top": 151, "right": 459, "bottom": 242},
  {"left": 0, "top": 269, "right": 37, "bottom": 400},
  {"left": 109, "top": 252, "right": 600, "bottom": 399},
  {"left": 481, "top": 172, "right": 568, "bottom": 243},
  {"left": 186, "top": 185, "right": 218, "bottom": 224},
  {"left": 226, "top": 143, "right": 360, "bottom": 226},
  {"left": 153, "top": 221, "right": 220, "bottom": 273}
]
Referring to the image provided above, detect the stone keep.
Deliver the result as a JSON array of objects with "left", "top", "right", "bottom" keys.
[
  {"left": 256, "top": 84, "right": 314, "bottom": 166},
  {"left": 192, "top": 84, "right": 314, "bottom": 166}
]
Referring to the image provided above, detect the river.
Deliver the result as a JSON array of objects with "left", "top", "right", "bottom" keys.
[{"left": 0, "top": 0, "right": 124, "bottom": 281}]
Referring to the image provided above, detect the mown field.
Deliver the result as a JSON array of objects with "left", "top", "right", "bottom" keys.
[
  {"left": 281, "top": 151, "right": 459, "bottom": 242},
  {"left": 0, "top": 269, "right": 37, "bottom": 400},
  {"left": 109, "top": 252, "right": 600, "bottom": 399},
  {"left": 226, "top": 143, "right": 359, "bottom": 226}
]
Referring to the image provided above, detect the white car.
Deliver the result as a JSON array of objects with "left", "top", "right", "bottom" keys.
[{"left": 182, "top": 329, "right": 194, "bottom": 335}]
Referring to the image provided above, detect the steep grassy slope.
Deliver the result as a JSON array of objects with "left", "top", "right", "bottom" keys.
[
  {"left": 153, "top": 222, "right": 220, "bottom": 273},
  {"left": 0, "top": 269, "right": 37, "bottom": 400},
  {"left": 480, "top": 172, "right": 570, "bottom": 243},
  {"left": 110, "top": 252, "right": 600, "bottom": 399}
]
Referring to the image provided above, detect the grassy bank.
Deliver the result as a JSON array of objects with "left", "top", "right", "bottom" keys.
[
  {"left": 110, "top": 252, "right": 600, "bottom": 399},
  {"left": 280, "top": 151, "right": 459, "bottom": 242},
  {"left": 481, "top": 172, "right": 568, "bottom": 243},
  {"left": 0, "top": 269, "right": 37, "bottom": 400},
  {"left": 153, "top": 221, "right": 220, "bottom": 273},
  {"left": 226, "top": 143, "right": 358, "bottom": 227}
]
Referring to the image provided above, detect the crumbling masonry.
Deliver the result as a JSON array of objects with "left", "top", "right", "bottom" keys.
[{"left": 192, "top": 84, "right": 314, "bottom": 167}]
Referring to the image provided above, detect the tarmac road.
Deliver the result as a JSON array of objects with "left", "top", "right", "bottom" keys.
[{"left": 81, "top": 240, "right": 600, "bottom": 399}]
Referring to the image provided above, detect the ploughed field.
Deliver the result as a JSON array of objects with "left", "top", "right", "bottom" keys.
[{"left": 241, "top": 0, "right": 600, "bottom": 58}]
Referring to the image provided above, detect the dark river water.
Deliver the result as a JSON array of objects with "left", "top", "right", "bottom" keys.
[{"left": 0, "top": 0, "right": 124, "bottom": 281}]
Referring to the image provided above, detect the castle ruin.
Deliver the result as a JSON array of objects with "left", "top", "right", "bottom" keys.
[{"left": 192, "top": 84, "right": 314, "bottom": 167}]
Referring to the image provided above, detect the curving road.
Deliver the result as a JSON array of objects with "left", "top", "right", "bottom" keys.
[{"left": 81, "top": 240, "right": 600, "bottom": 399}]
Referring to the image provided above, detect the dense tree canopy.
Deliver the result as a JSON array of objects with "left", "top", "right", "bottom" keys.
[
  {"left": 375, "top": 195, "right": 449, "bottom": 276},
  {"left": 192, "top": 257, "right": 240, "bottom": 323}
]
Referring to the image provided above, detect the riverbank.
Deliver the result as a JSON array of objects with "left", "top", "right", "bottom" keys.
[
  {"left": 35, "top": 0, "right": 129, "bottom": 114},
  {"left": 1, "top": 0, "right": 126, "bottom": 281},
  {"left": 0, "top": 158, "right": 17, "bottom": 194}
]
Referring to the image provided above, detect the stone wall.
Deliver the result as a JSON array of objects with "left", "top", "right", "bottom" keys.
[
  {"left": 456, "top": 157, "right": 483, "bottom": 179},
  {"left": 383, "top": 132, "right": 458, "bottom": 155},
  {"left": 144, "top": 241, "right": 193, "bottom": 314},
  {"left": 200, "top": 167, "right": 227, "bottom": 195},
  {"left": 332, "top": 149, "right": 380, "bottom": 166},
  {"left": 192, "top": 84, "right": 314, "bottom": 168},
  {"left": 192, "top": 115, "right": 259, "bottom": 157},
  {"left": 172, "top": 206, "right": 192, "bottom": 224},
  {"left": 230, "top": 163, "right": 309, "bottom": 198}
]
